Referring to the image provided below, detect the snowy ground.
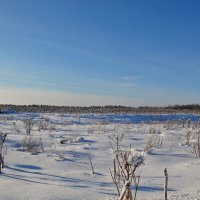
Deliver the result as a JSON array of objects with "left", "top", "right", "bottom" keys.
[{"left": 0, "top": 113, "right": 200, "bottom": 200}]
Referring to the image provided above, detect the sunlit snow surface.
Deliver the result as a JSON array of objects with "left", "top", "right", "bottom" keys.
[{"left": 0, "top": 112, "right": 200, "bottom": 200}]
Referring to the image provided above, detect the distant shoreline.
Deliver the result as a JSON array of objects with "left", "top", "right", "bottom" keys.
[{"left": 1, "top": 104, "right": 200, "bottom": 114}]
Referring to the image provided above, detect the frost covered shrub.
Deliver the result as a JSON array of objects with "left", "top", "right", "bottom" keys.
[
  {"left": 13, "top": 121, "right": 21, "bottom": 134},
  {"left": 37, "top": 116, "right": 53, "bottom": 131},
  {"left": 144, "top": 131, "right": 162, "bottom": 153},
  {"left": 37, "top": 120, "right": 49, "bottom": 131},
  {"left": 23, "top": 119, "right": 35, "bottom": 134},
  {"left": 185, "top": 131, "right": 192, "bottom": 146},
  {"left": 191, "top": 130, "right": 200, "bottom": 157},
  {"left": 108, "top": 133, "right": 124, "bottom": 152},
  {"left": 21, "top": 136, "right": 44, "bottom": 155},
  {"left": 109, "top": 147, "right": 144, "bottom": 199},
  {"left": 149, "top": 126, "right": 156, "bottom": 134},
  {"left": 108, "top": 133, "right": 144, "bottom": 199},
  {"left": 0, "top": 132, "right": 7, "bottom": 173},
  {"left": 181, "top": 128, "right": 200, "bottom": 157}
]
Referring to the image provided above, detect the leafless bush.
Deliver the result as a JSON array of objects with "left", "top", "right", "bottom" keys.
[
  {"left": 187, "top": 119, "right": 192, "bottom": 128},
  {"left": 13, "top": 121, "right": 20, "bottom": 134},
  {"left": 181, "top": 128, "right": 200, "bottom": 157},
  {"left": 23, "top": 119, "right": 35, "bottom": 134},
  {"left": 0, "top": 132, "right": 7, "bottom": 173},
  {"left": 149, "top": 126, "right": 156, "bottom": 134},
  {"left": 179, "top": 119, "right": 186, "bottom": 128},
  {"left": 21, "top": 136, "right": 44, "bottom": 155},
  {"left": 192, "top": 120, "right": 200, "bottom": 130},
  {"left": 144, "top": 132, "right": 162, "bottom": 153},
  {"left": 185, "top": 131, "right": 192, "bottom": 146},
  {"left": 109, "top": 133, "right": 124, "bottom": 152},
  {"left": 164, "top": 120, "right": 182, "bottom": 129},
  {"left": 37, "top": 120, "right": 49, "bottom": 131},
  {"left": 192, "top": 130, "right": 200, "bottom": 157},
  {"left": 108, "top": 133, "right": 144, "bottom": 199},
  {"left": 109, "top": 146, "right": 144, "bottom": 199}
]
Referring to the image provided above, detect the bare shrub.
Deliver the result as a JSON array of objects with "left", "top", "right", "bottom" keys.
[
  {"left": 187, "top": 119, "right": 192, "bottom": 128},
  {"left": 21, "top": 136, "right": 44, "bottom": 155},
  {"left": 144, "top": 132, "right": 162, "bottom": 153},
  {"left": 13, "top": 121, "right": 20, "bottom": 134},
  {"left": 149, "top": 126, "right": 156, "bottom": 134},
  {"left": 0, "top": 132, "right": 7, "bottom": 173},
  {"left": 191, "top": 120, "right": 200, "bottom": 130},
  {"left": 192, "top": 130, "right": 200, "bottom": 157},
  {"left": 185, "top": 131, "right": 192, "bottom": 146},
  {"left": 108, "top": 133, "right": 144, "bottom": 199},
  {"left": 23, "top": 118, "right": 35, "bottom": 134},
  {"left": 109, "top": 147, "right": 144, "bottom": 199},
  {"left": 37, "top": 120, "right": 49, "bottom": 131},
  {"left": 108, "top": 133, "right": 124, "bottom": 152}
]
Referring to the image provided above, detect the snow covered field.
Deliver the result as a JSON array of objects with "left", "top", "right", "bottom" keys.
[{"left": 0, "top": 113, "right": 200, "bottom": 200}]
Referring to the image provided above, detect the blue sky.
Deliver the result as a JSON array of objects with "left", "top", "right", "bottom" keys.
[{"left": 0, "top": 0, "right": 200, "bottom": 106}]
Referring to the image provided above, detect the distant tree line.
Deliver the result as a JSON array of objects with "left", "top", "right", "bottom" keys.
[
  {"left": 0, "top": 104, "right": 200, "bottom": 114},
  {"left": 167, "top": 104, "right": 200, "bottom": 110}
]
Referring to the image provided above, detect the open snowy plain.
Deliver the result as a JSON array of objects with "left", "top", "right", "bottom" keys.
[{"left": 0, "top": 113, "right": 200, "bottom": 200}]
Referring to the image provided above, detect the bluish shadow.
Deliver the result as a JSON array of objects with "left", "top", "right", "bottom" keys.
[
  {"left": 135, "top": 185, "right": 176, "bottom": 192},
  {"left": 15, "top": 164, "right": 42, "bottom": 170}
]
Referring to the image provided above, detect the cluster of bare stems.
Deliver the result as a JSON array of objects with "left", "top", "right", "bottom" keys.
[
  {"left": 108, "top": 134, "right": 144, "bottom": 200},
  {"left": 13, "top": 121, "right": 20, "bottom": 134},
  {"left": 37, "top": 119, "right": 49, "bottom": 131},
  {"left": 183, "top": 128, "right": 200, "bottom": 157},
  {"left": 192, "top": 130, "right": 200, "bottom": 157},
  {"left": 23, "top": 118, "right": 35, "bottom": 134},
  {"left": 0, "top": 132, "right": 7, "bottom": 173},
  {"left": 21, "top": 135, "right": 44, "bottom": 155},
  {"left": 192, "top": 120, "right": 200, "bottom": 129},
  {"left": 144, "top": 128, "right": 163, "bottom": 153},
  {"left": 185, "top": 130, "right": 192, "bottom": 146},
  {"left": 108, "top": 133, "right": 124, "bottom": 152},
  {"left": 164, "top": 119, "right": 196, "bottom": 129}
]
